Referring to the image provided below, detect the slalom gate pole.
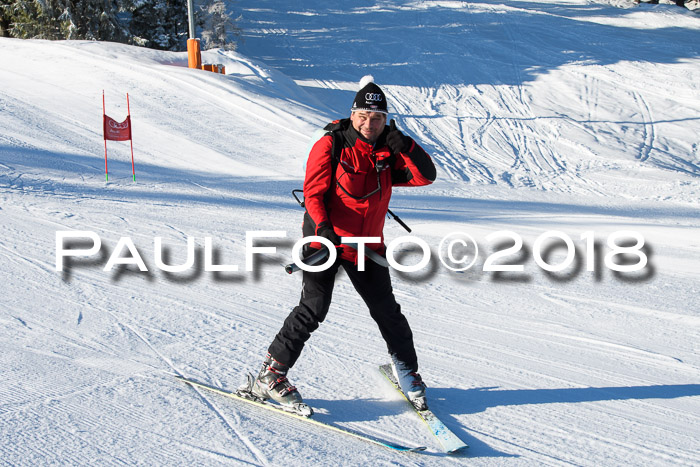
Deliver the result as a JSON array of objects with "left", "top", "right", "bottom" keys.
[
  {"left": 127, "top": 93, "right": 136, "bottom": 181},
  {"left": 102, "top": 91, "right": 108, "bottom": 182},
  {"left": 104, "top": 140, "right": 109, "bottom": 182}
]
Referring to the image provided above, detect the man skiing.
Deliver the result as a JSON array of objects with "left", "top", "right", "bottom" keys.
[{"left": 245, "top": 76, "right": 437, "bottom": 414}]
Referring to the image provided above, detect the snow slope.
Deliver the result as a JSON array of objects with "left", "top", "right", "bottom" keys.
[
  {"left": 240, "top": 0, "right": 700, "bottom": 199},
  {"left": 1, "top": 0, "right": 699, "bottom": 465}
]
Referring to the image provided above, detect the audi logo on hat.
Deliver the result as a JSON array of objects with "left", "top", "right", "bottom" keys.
[{"left": 365, "top": 93, "right": 383, "bottom": 101}]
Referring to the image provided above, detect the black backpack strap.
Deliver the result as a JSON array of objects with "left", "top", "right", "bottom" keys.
[
  {"left": 323, "top": 118, "right": 349, "bottom": 205},
  {"left": 325, "top": 129, "right": 342, "bottom": 204},
  {"left": 302, "top": 119, "right": 347, "bottom": 239}
]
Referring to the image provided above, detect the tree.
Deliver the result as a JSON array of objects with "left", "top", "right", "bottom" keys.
[
  {"left": 130, "top": 0, "right": 189, "bottom": 50},
  {"left": 2, "top": 0, "right": 71, "bottom": 39},
  {"left": 0, "top": 0, "right": 241, "bottom": 51},
  {"left": 1, "top": 0, "right": 126, "bottom": 41},
  {"left": 1, "top": 0, "right": 14, "bottom": 37},
  {"left": 63, "top": 0, "right": 128, "bottom": 42},
  {"left": 198, "top": 0, "right": 239, "bottom": 51}
]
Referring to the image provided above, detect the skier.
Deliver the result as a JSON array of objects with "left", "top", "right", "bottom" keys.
[{"left": 246, "top": 76, "right": 437, "bottom": 413}]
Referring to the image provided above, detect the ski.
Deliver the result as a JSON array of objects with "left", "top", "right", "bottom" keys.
[
  {"left": 175, "top": 374, "right": 426, "bottom": 453},
  {"left": 379, "top": 364, "right": 469, "bottom": 454}
]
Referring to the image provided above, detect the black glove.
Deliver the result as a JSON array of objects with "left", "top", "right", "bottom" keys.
[
  {"left": 316, "top": 222, "right": 341, "bottom": 245},
  {"left": 386, "top": 119, "right": 412, "bottom": 155}
]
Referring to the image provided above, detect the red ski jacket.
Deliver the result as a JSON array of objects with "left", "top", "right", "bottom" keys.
[{"left": 303, "top": 119, "right": 436, "bottom": 264}]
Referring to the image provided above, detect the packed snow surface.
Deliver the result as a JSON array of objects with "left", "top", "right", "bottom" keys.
[{"left": 1, "top": 0, "right": 699, "bottom": 465}]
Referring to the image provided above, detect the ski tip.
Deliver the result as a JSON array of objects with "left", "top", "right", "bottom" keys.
[{"left": 447, "top": 444, "right": 469, "bottom": 454}]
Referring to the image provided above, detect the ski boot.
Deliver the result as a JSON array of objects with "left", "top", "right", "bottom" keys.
[
  {"left": 391, "top": 354, "right": 428, "bottom": 411},
  {"left": 240, "top": 354, "right": 313, "bottom": 417}
]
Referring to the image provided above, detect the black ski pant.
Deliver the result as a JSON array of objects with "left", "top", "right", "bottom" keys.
[{"left": 268, "top": 254, "right": 418, "bottom": 371}]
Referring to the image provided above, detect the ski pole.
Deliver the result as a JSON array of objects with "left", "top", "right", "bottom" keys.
[
  {"left": 387, "top": 209, "right": 411, "bottom": 233},
  {"left": 285, "top": 247, "right": 330, "bottom": 274},
  {"left": 291, "top": 189, "right": 305, "bottom": 207}
]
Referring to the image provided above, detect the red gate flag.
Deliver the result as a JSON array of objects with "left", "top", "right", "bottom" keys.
[
  {"left": 103, "top": 115, "right": 132, "bottom": 141},
  {"left": 102, "top": 90, "right": 136, "bottom": 182}
]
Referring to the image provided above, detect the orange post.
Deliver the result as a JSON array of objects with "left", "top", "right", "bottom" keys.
[{"left": 187, "top": 39, "right": 201, "bottom": 69}]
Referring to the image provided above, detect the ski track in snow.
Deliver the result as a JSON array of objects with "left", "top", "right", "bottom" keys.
[{"left": 1, "top": 0, "right": 700, "bottom": 465}]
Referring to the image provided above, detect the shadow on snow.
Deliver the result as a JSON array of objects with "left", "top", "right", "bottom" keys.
[{"left": 238, "top": 0, "right": 700, "bottom": 92}]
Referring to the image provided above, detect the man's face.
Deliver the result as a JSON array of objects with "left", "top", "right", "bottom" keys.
[{"left": 350, "top": 111, "right": 387, "bottom": 144}]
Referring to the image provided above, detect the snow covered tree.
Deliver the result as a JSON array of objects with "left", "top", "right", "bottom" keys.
[
  {"left": 2, "top": 0, "right": 71, "bottom": 39},
  {"left": 1, "top": 0, "right": 126, "bottom": 41},
  {"left": 0, "top": 0, "right": 241, "bottom": 50},
  {"left": 64, "top": 0, "right": 128, "bottom": 41},
  {"left": 198, "top": 0, "right": 239, "bottom": 51},
  {"left": 1, "top": 0, "right": 14, "bottom": 37},
  {"left": 130, "top": 0, "right": 189, "bottom": 51}
]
